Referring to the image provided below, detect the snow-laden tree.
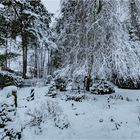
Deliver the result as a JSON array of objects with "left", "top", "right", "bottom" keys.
[
  {"left": 0, "top": 2, "right": 19, "bottom": 69},
  {"left": 54, "top": 0, "right": 110, "bottom": 77},
  {"left": 54, "top": 0, "right": 140, "bottom": 89},
  {"left": 54, "top": 0, "right": 97, "bottom": 78},
  {"left": 0, "top": 0, "right": 54, "bottom": 78}
]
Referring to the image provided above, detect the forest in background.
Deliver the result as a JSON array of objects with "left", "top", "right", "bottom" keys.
[{"left": 1, "top": 0, "right": 140, "bottom": 89}]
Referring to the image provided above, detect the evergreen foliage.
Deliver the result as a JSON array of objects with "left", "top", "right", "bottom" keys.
[
  {"left": 0, "top": 0, "right": 54, "bottom": 78},
  {"left": 54, "top": 0, "right": 140, "bottom": 89}
]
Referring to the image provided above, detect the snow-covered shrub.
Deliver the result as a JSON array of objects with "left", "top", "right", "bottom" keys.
[
  {"left": 72, "top": 74, "right": 85, "bottom": 90},
  {"left": 25, "top": 100, "right": 70, "bottom": 133},
  {"left": 66, "top": 93, "right": 85, "bottom": 102},
  {"left": 112, "top": 77, "right": 140, "bottom": 89},
  {"left": 109, "top": 94, "right": 124, "bottom": 100},
  {"left": 46, "top": 75, "right": 53, "bottom": 84},
  {"left": 0, "top": 103, "right": 16, "bottom": 129},
  {"left": 1, "top": 128, "right": 22, "bottom": 140},
  {"left": 26, "top": 110, "right": 43, "bottom": 128},
  {"left": 54, "top": 115, "right": 69, "bottom": 129},
  {"left": 0, "top": 71, "right": 23, "bottom": 89},
  {"left": 54, "top": 77, "right": 67, "bottom": 91},
  {"left": 0, "top": 97, "right": 22, "bottom": 140},
  {"left": 46, "top": 83, "right": 57, "bottom": 98},
  {"left": 90, "top": 80, "right": 115, "bottom": 95}
]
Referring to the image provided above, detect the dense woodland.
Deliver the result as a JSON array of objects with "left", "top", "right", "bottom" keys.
[
  {"left": 1, "top": 1, "right": 140, "bottom": 140},
  {"left": 0, "top": 0, "right": 140, "bottom": 89}
]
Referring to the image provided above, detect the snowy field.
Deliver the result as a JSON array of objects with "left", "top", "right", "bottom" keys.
[{"left": 0, "top": 86, "right": 140, "bottom": 139}]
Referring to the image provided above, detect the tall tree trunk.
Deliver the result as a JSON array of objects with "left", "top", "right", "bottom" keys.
[
  {"left": 47, "top": 49, "right": 52, "bottom": 75},
  {"left": 34, "top": 46, "right": 38, "bottom": 78},
  {"left": 22, "top": 34, "right": 28, "bottom": 79},
  {"left": 4, "top": 38, "right": 8, "bottom": 69},
  {"left": 41, "top": 47, "right": 47, "bottom": 78},
  {"left": 130, "top": 0, "right": 140, "bottom": 39}
]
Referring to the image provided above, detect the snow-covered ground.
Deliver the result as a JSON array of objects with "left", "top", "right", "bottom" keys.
[{"left": 0, "top": 86, "right": 140, "bottom": 139}]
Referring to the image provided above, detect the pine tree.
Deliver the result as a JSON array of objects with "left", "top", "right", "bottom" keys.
[
  {"left": 0, "top": 3, "right": 18, "bottom": 69},
  {"left": 1, "top": 0, "right": 53, "bottom": 78}
]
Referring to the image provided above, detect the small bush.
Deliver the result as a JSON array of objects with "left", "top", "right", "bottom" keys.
[
  {"left": 91, "top": 80, "right": 115, "bottom": 95},
  {"left": 0, "top": 99, "right": 22, "bottom": 140},
  {"left": 66, "top": 94, "right": 85, "bottom": 102},
  {"left": 55, "top": 78, "right": 67, "bottom": 91},
  {"left": 0, "top": 71, "right": 23, "bottom": 88},
  {"left": 25, "top": 100, "right": 70, "bottom": 133}
]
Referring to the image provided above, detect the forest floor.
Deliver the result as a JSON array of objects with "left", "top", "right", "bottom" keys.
[{"left": 0, "top": 86, "right": 140, "bottom": 139}]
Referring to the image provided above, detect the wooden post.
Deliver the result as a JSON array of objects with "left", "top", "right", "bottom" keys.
[{"left": 12, "top": 89, "right": 17, "bottom": 108}]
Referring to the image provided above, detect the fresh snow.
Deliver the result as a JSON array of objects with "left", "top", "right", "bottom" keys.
[
  {"left": 0, "top": 4, "right": 4, "bottom": 8},
  {"left": 0, "top": 86, "right": 140, "bottom": 139}
]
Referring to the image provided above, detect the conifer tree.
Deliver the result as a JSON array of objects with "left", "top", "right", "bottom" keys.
[{"left": 0, "top": 0, "right": 53, "bottom": 78}]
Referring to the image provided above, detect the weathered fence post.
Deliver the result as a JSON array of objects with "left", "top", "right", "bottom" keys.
[{"left": 12, "top": 89, "right": 18, "bottom": 108}]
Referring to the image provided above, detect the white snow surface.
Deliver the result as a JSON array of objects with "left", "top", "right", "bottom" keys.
[
  {"left": 0, "top": 86, "right": 140, "bottom": 139},
  {"left": 0, "top": 4, "right": 4, "bottom": 8}
]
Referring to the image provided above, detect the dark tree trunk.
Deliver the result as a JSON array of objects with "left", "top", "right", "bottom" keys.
[
  {"left": 47, "top": 49, "right": 52, "bottom": 75},
  {"left": 22, "top": 34, "right": 28, "bottom": 79},
  {"left": 4, "top": 38, "right": 8, "bottom": 69},
  {"left": 130, "top": 0, "right": 140, "bottom": 40},
  {"left": 34, "top": 46, "right": 38, "bottom": 78}
]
